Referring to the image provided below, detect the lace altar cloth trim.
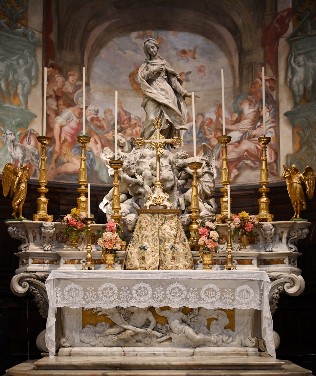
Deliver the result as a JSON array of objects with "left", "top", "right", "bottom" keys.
[{"left": 45, "top": 270, "right": 275, "bottom": 358}]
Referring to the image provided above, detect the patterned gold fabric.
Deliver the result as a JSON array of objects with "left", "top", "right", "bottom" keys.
[{"left": 125, "top": 213, "right": 194, "bottom": 270}]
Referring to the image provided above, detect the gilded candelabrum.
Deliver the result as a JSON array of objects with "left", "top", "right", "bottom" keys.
[
  {"left": 76, "top": 135, "right": 90, "bottom": 216},
  {"left": 257, "top": 136, "right": 273, "bottom": 222},
  {"left": 216, "top": 135, "right": 232, "bottom": 223},
  {"left": 224, "top": 218, "right": 236, "bottom": 270},
  {"left": 33, "top": 136, "right": 53, "bottom": 221},
  {"left": 188, "top": 161, "right": 203, "bottom": 250},
  {"left": 109, "top": 159, "right": 123, "bottom": 224},
  {"left": 82, "top": 217, "right": 94, "bottom": 270}
]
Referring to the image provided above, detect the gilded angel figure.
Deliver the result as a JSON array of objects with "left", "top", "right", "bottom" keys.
[
  {"left": 2, "top": 163, "right": 30, "bottom": 219},
  {"left": 281, "top": 165, "right": 315, "bottom": 220}
]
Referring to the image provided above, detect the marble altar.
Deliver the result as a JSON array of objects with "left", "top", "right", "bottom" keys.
[
  {"left": 45, "top": 269, "right": 274, "bottom": 357},
  {"left": 5, "top": 216, "right": 312, "bottom": 375}
]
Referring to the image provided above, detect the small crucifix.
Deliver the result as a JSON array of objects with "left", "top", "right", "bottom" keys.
[{"left": 134, "top": 116, "right": 182, "bottom": 209}]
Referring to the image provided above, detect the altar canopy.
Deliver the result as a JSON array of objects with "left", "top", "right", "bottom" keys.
[{"left": 45, "top": 270, "right": 275, "bottom": 358}]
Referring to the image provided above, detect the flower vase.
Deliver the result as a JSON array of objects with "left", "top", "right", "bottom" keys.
[
  {"left": 201, "top": 252, "right": 213, "bottom": 270},
  {"left": 69, "top": 231, "right": 79, "bottom": 249},
  {"left": 239, "top": 234, "right": 250, "bottom": 249},
  {"left": 102, "top": 249, "right": 115, "bottom": 269}
]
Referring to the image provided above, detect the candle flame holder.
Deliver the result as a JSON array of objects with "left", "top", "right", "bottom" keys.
[
  {"left": 257, "top": 136, "right": 273, "bottom": 222},
  {"left": 76, "top": 135, "right": 91, "bottom": 216},
  {"left": 82, "top": 217, "right": 94, "bottom": 270},
  {"left": 33, "top": 136, "right": 53, "bottom": 221},
  {"left": 109, "top": 159, "right": 123, "bottom": 224},
  {"left": 188, "top": 161, "right": 203, "bottom": 250},
  {"left": 224, "top": 218, "right": 236, "bottom": 270},
  {"left": 216, "top": 135, "right": 231, "bottom": 223}
]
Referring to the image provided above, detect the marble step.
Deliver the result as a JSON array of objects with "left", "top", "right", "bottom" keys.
[
  {"left": 6, "top": 360, "right": 313, "bottom": 376},
  {"left": 34, "top": 355, "right": 284, "bottom": 371}
]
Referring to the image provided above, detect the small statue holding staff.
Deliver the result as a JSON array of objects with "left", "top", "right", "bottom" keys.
[
  {"left": 2, "top": 163, "right": 30, "bottom": 219},
  {"left": 281, "top": 165, "right": 315, "bottom": 220}
]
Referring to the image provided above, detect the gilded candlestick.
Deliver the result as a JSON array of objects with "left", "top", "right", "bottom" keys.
[
  {"left": 224, "top": 218, "right": 236, "bottom": 270},
  {"left": 257, "top": 136, "right": 273, "bottom": 222},
  {"left": 33, "top": 136, "right": 53, "bottom": 222},
  {"left": 188, "top": 161, "right": 203, "bottom": 250},
  {"left": 109, "top": 159, "right": 123, "bottom": 224},
  {"left": 76, "top": 135, "right": 90, "bottom": 216},
  {"left": 216, "top": 135, "right": 231, "bottom": 223},
  {"left": 82, "top": 217, "right": 94, "bottom": 270}
]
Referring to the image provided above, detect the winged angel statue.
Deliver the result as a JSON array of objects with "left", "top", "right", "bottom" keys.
[
  {"left": 2, "top": 163, "right": 30, "bottom": 219},
  {"left": 281, "top": 165, "right": 315, "bottom": 220}
]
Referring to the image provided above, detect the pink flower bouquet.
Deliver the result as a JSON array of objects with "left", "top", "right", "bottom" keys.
[
  {"left": 197, "top": 220, "right": 220, "bottom": 254},
  {"left": 97, "top": 220, "right": 122, "bottom": 254}
]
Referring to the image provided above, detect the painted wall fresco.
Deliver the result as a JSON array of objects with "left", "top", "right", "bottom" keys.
[
  {"left": 0, "top": 0, "right": 41, "bottom": 178},
  {"left": 45, "top": 30, "right": 278, "bottom": 186},
  {"left": 283, "top": 2, "right": 316, "bottom": 172}
]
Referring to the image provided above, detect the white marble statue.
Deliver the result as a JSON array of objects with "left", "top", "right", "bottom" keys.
[
  {"left": 139, "top": 38, "right": 192, "bottom": 139},
  {"left": 99, "top": 133, "right": 217, "bottom": 236}
]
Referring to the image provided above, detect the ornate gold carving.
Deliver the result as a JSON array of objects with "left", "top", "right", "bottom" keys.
[
  {"left": 76, "top": 135, "right": 90, "bottom": 215},
  {"left": 133, "top": 115, "right": 182, "bottom": 210},
  {"left": 109, "top": 159, "right": 123, "bottom": 224},
  {"left": 188, "top": 161, "right": 203, "bottom": 250},
  {"left": 224, "top": 218, "right": 236, "bottom": 270},
  {"left": 82, "top": 217, "right": 94, "bottom": 270},
  {"left": 138, "top": 208, "right": 181, "bottom": 215},
  {"left": 216, "top": 135, "right": 231, "bottom": 223},
  {"left": 257, "top": 136, "right": 273, "bottom": 222},
  {"left": 33, "top": 136, "right": 53, "bottom": 221}
]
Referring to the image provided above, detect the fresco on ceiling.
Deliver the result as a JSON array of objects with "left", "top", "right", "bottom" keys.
[{"left": 45, "top": 29, "right": 279, "bottom": 186}]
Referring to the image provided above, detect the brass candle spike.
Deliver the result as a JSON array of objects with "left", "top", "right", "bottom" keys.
[
  {"left": 109, "top": 159, "right": 123, "bottom": 224},
  {"left": 188, "top": 160, "right": 203, "bottom": 250},
  {"left": 216, "top": 135, "right": 231, "bottom": 223},
  {"left": 33, "top": 136, "right": 53, "bottom": 221},
  {"left": 257, "top": 136, "right": 273, "bottom": 222},
  {"left": 82, "top": 217, "right": 94, "bottom": 270},
  {"left": 76, "top": 135, "right": 91, "bottom": 216},
  {"left": 224, "top": 218, "right": 236, "bottom": 270}
]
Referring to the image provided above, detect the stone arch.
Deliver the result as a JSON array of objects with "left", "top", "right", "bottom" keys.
[{"left": 57, "top": 0, "right": 263, "bottom": 93}]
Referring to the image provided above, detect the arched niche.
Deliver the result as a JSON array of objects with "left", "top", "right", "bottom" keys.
[{"left": 57, "top": 0, "right": 263, "bottom": 93}]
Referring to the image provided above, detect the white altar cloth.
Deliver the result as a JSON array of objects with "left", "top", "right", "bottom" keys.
[{"left": 45, "top": 270, "right": 275, "bottom": 357}]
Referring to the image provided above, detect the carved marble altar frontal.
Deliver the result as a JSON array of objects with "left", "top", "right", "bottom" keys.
[{"left": 45, "top": 270, "right": 275, "bottom": 358}]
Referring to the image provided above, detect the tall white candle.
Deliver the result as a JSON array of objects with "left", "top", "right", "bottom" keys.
[
  {"left": 192, "top": 92, "right": 196, "bottom": 157},
  {"left": 221, "top": 69, "right": 226, "bottom": 135},
  {"left": 262, "top": 66, "right": 266, "bottom": 135},
  {"left": 42, "top": 67, "right": 47, "bottom": 136},
  {"left": 87, "top": 183, "right": 91, "bottom": 217},
  {"left": 114, "top": 91, "right": 118, "bottom": 159},
  {"left": 227, "top": 184, "right": 231, "bottom": 218},
  {"left": 82, "top": 67, "right": 86, "bottom": 135}
]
